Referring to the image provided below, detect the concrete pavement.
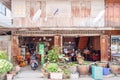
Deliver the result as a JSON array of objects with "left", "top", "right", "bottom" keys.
[{"left": 13, "top": 66, "right": 120, "bottom": 80}]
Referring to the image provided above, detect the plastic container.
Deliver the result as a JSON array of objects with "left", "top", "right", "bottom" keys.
[
  {"left": 92, "top": 66, "right": 103, "bottom": 80},
  {"left": 103, "top": 68, "right": 110, "bottom": 75}
]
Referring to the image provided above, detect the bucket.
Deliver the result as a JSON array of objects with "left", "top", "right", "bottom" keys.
[{"left": 103, "top": 68, "right": 110, "bottom": 75}]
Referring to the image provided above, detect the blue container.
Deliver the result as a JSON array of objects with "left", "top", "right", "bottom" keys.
[
  {"left": 103, "top": 68, "right": 110, "bottom": 75},
  {"left": 92, "top": 66, "right": 103, "bottom": 80}
]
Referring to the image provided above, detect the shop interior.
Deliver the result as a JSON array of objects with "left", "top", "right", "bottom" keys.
[
  {"left": 17, "top": 36, "right": 101, "bottom": 66},
  {"left": 62, "top": 36, "right": 101, "bottom": 62}
]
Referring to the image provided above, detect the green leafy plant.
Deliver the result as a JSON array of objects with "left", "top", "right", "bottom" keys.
[
  {"left": 46, "top": 47, "right": 61, "bottom": 63},
  {"left": 0, "top": 51, "right": 8, "bottom": 60},
  {"left": 68, "top": 62, "right": 77, "bottom": 66},
  {"left": 46, "top": 63, "right": 62, "bottom": 72},
  {"left": 0, "top": 59, "right": 13, "bottom": 73},
  {"left": 63, "top": 68, "right": 71, "bottom": 75},
  {"left": 0, "top": 50, "right": 13, "bottom": 74}
]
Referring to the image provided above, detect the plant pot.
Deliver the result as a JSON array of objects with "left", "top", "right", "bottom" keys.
[
  {"left": 109, "top": 64, "right": 120, "bottom": 74},
  {"left": 68, "top": 66, "right": 77, "bottom": 73},
  {"left": 15, "top": 65, "right": 21, "bottom": 72},
  {"left": 70, "top": 73, "right": 79, "bottom": 79},
  {"left": 77, "top": 65, "right": 89, "bottom": 75},
  {"left": 63, "top": 74, "right": 70, "bottom": 79},
  {"left": 6, "top": 73, "right": 14, "bottom": 80},
  {"left": 50, "top": 72, "right": 63, "bottom": 79}
]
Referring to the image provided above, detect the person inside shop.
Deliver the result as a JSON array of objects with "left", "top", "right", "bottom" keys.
[{"left": 70, "top": 49, "right": 76, "bottom": 61}]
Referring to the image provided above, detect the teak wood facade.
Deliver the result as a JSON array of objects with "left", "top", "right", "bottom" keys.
[{"left": 2, "top": 0, "right": 119, "bottom": 62}]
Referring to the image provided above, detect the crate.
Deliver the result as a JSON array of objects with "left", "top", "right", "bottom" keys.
[{"left": 92, "top": 66, "right": 103, "bottom": 80}]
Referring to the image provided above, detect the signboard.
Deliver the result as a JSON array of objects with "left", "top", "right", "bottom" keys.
[{"left": 39, "top": 43, "right": 44, "bottom": 65}]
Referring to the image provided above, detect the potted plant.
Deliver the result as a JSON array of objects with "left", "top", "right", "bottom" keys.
[
  {"left": 0, "top": 51, "right": 13, "bottom": 80},
  {"left": 68, "top": 62, "right": 78, "bottom": 73},
  {"left": 46, "top": 63, "right": 63, "bottom": 79},
  {"left": 63, "top": 68, "right": 71, "bottom": 79},
  {"left": 77, "top": 61, "right": 91, "bottom": 75},
  {"left": 45, "top": 47, "right": 61, "bottom": 63},
  {"left": 109, "top": 62, "right": 120, "bottom": 75}
]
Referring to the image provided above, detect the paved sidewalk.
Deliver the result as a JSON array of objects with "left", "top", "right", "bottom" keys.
[
  {"left": 13, "top": 66, "right": 120, "bottom": 80},
  {"left": 13, "top": 66, "right": 46, "bottom": 80}
]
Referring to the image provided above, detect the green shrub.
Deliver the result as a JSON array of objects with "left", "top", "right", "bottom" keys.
[
  {"left": 0, "top": 59, "right": 13, "bottom": 73},
  {"left": 46, "top": 47, "right": 61, "bottom": 63},
  {"left": 46, "top": 63, "right": 62, "bottom": 72}
]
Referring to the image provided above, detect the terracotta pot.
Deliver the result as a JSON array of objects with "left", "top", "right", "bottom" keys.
[
  {"left": 109, "top": 64, "right": 120, "bottom": 74},
  {"left": 77, "top": 65, "right": 89, "bottom": 75},
  {"left": 43, "top": 72, "right": 49, "bottom": 78}
]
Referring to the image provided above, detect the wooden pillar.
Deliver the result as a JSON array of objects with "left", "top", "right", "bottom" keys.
[
  {"left": 100, "top": 35, "right": 108, "bottom": 61},
  {"left": 54, "top": 35, "right": 61, "bottom": 47},
  {"left": 11, "top": 35, "right": 20, "bottom": 63}
]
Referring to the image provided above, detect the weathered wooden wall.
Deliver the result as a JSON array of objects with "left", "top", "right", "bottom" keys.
[
  {"left": 12, "top": 0, "right": 107, "bottom": 28},
  {"left": 105, "top": 0, "right": 120, "bottom": 27}
]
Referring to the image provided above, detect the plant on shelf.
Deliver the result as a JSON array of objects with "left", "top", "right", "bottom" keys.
[{"left": 45, "top": 46, "right": 61, "bottom": 63}]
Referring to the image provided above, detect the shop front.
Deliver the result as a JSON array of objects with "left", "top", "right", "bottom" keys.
[{"left": 11, "top": 30, "right": 110, "bottom": 66}]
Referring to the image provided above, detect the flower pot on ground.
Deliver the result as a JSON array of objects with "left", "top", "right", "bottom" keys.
[
  {"left": 50, "top": 72, "right": 63, "bottom": 79},
  {"left": 109, "top": 62, "right": 120, "bottom": 74},
  {"left": 77, "top": 61, "right": 91, "bottom": 75},
  {"left": 68, "top": 62, "right": 78, "bottom": 73},
  {"left": 70, "top": 73, "right": 79, "bottom": 79},
  {"left": 44, "top": 63, "right": 63, "bottom": 79},
  {"left": 78, "top": 64, "right": 89, "bottom": 75},
  {"left": 6, "top": 72, "right": 14, "bottom": 80},
  {"left": 15, "top": 65, "right": 21, "bottom": 72},
  {"left": 63, "top": 68, "right": 71, "bottom": 79}
]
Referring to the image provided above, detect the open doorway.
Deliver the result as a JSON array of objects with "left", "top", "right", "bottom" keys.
[
  {"left": 18, "top": 36, "right": 54, "bottom": 65},
  {"left": 62, "top": 36, "right": 101, "bottom": 62}
]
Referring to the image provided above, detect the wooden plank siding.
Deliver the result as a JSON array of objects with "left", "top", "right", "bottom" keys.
[
  {"left": 12, "top": 0, "right": 107, "bottom": 28},
  {"left": 105, "top": 0, "right": 120, "bottom": 27}
]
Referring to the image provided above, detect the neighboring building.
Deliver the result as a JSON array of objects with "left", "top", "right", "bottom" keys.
[
  {"left": 0, "top": 0, "right": 120, "bottom": 62},
  {"left": 0, "top": 2, "right": 12, "bottom": 28}
]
